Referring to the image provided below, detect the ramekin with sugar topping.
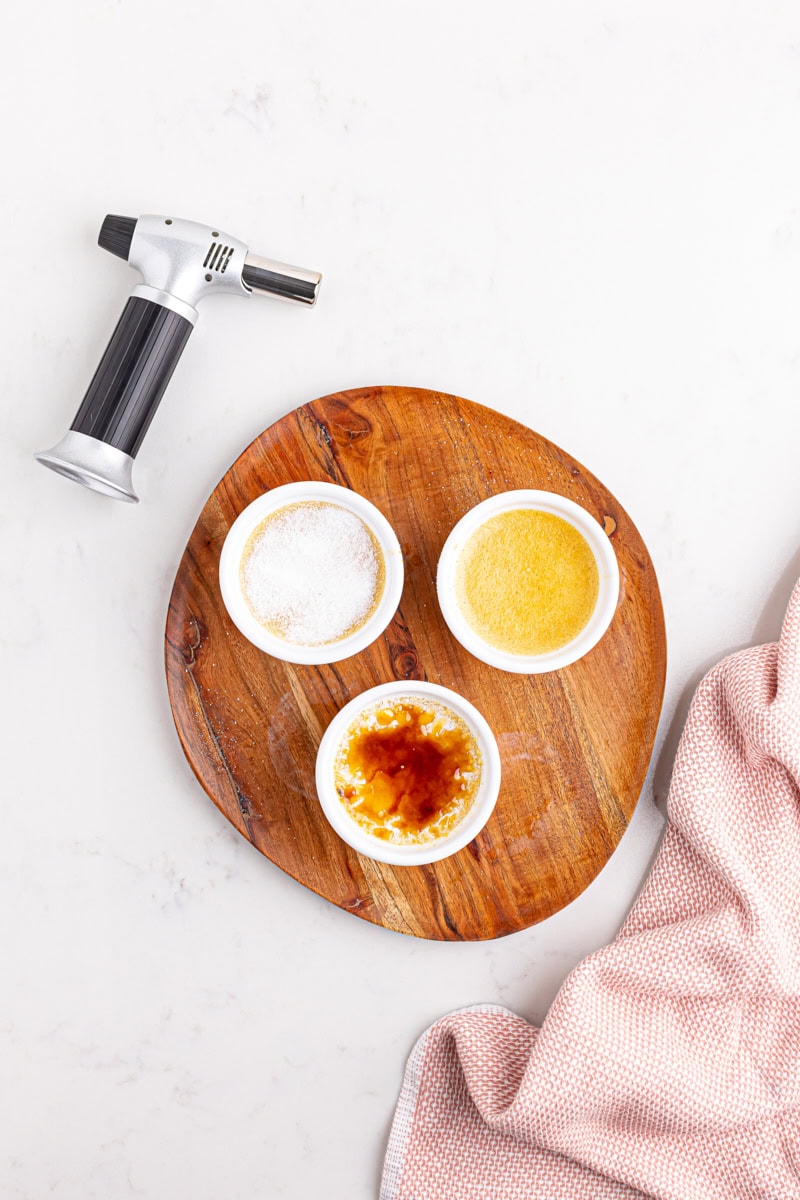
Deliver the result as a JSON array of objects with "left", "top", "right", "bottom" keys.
[{"left": 219, "top": 481, "right": 404, "bottom": 664}]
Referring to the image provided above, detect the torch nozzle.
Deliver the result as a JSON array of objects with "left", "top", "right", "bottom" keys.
[{"left": 242, "top": 254, "right": 321, "bottom": 305}]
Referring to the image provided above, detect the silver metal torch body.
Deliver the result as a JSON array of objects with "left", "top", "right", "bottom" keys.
[{"left": 36, "top": 214, "right": 321, "bottom": 503}]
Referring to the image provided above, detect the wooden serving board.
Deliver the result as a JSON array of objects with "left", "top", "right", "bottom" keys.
[{"left": 165, "top": 386, "right": 666, "bottom": 940}]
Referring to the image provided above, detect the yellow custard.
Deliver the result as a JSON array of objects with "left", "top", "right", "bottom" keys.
[{"left": 454, "top": 509, "right": 599, "bottom": 656}]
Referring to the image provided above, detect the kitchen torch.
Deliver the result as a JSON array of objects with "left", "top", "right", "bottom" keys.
[{"left": 36, "top": 214, "right": 322, "bottom": 503}]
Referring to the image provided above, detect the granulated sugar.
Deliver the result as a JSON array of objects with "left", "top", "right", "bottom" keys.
[{"left": 240, "top": 501, "right": 385, "bottom": 645}]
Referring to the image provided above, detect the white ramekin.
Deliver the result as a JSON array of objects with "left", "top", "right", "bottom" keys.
[
  {"left": 436, "top": 489, "right": 619, "bottom": 674},
  {"left": 315, "top": 681, "right": 501, "bottom": 865},
  {"left": 218, "top": 481, "right": 404, "bottom": 665}
]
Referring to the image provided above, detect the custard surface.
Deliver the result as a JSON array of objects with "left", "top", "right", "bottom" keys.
[{"left": 454, "top": 509, "right": 599, "bottom": 655}]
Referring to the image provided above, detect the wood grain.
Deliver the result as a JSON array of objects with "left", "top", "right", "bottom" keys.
[{"left": 165, "top": 386, "right": 666, "bottom": 940}]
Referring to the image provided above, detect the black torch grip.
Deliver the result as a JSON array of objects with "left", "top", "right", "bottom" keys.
[{"left": 70, "top": 296, "right": 193, "bottom": 458}]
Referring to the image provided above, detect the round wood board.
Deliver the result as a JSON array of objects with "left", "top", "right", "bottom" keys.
[{"left": 165, "top": 386, "right": 666, "bottom": 940}]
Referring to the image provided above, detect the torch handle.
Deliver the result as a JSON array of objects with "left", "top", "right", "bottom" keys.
[{"left": 70, "top": 296, "right": 193, "bottom": 457}]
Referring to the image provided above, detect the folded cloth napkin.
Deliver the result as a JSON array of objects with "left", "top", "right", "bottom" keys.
[{"left": 381, "top": 582, "right": 800, "bottom": 1200}]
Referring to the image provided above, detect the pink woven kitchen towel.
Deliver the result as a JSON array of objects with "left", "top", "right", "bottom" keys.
[{"left": 381, "top": 582, "right": 800, "bottom": 1199}]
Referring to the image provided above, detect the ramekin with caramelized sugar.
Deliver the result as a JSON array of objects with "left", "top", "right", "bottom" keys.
[{"left": 315, "top": 681, "right": 501, "bottom": 865}]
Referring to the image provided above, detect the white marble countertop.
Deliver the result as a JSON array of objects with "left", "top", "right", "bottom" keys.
[{"left": 4, "top": 3, "right": 800, "bottom": 1196}]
